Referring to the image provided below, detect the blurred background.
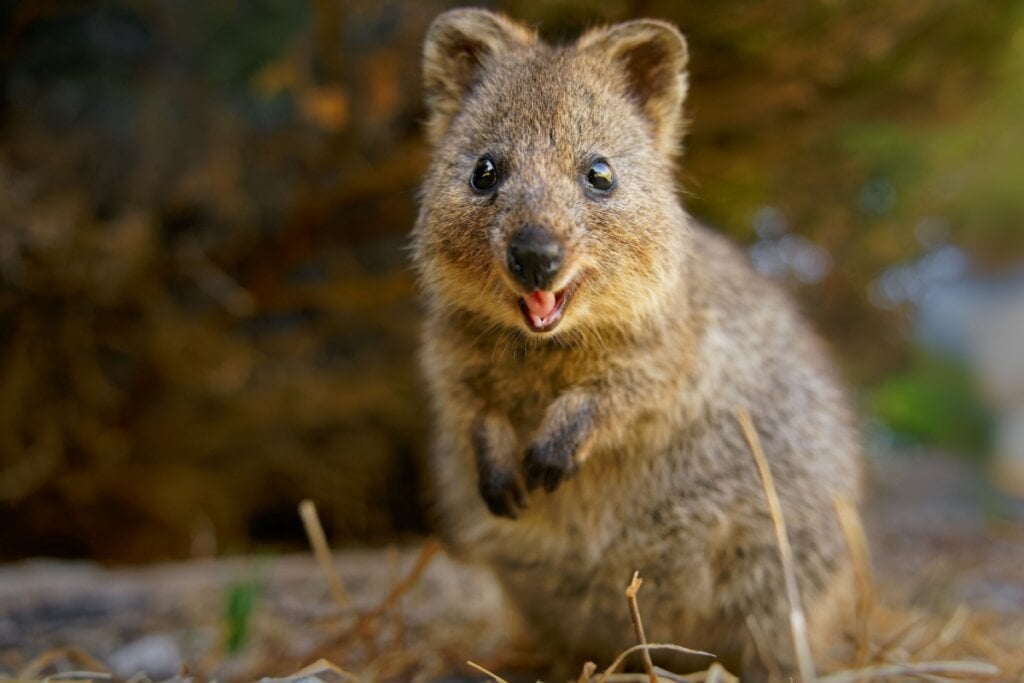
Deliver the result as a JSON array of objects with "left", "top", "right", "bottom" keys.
[{"left": 1, "top": 0, "right": 1022, "bottom": 563}]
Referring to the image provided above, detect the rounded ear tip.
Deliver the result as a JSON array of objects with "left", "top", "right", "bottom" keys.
[
  {"left": 429, "top": 7, "right": 497, "bottom": 27},
  {"left": 426, "top": 8, "right": 536, "bottom": 45},
  {"left": 628, "top": 19, "right": 689, "bottom": 65},
  {"left": 581, "top": 18, "right": 689, "bottom": 69},
  {"left": 425, "top": 8, "right": 484, "bottom": 41}
]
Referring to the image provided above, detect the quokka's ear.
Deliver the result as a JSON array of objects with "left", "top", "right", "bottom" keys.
[
  {"left": 422, "top": 9, "right": 536, "bottom": 145},
  {"left": 579, "top": 20, "right": 689, "bottom": 155}
]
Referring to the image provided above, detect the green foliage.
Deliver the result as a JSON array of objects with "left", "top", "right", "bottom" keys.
[
  {"left": 869, "top": 354, "right": 993, "bottom": 458},
  {"left": 191, "top": 0, "right": 310, "bottom": 88},
  {"left": 839, "top": 123, "right": 924, "bottom": 192},
  {"left": 224, "top": 576, "right": 262, "bottom": 653},
  {"left": 837, "top": 17, "right": 1024, "bottom": 264}
]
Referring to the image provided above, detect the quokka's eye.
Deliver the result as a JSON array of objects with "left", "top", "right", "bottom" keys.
[
  {"left": 586, "top": 158, "right": 615, "bottom": 193},
  {"left": 470, "top": 156, "right": 499, "bottom": 192}
]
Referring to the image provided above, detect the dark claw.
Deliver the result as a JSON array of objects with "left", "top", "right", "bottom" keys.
[
  {"left": 478, "top": 470, "right": 527, "bottom": 518},
  {"left": 524, "top": 439, "right": 578, "bottom": 493},
  {"left": 472, "top": 416, "right": 527, "bottom": 519}
]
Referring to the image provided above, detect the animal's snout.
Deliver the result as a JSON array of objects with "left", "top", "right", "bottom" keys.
[{"left": 507, "top": 226, "right": 563, "bottom": 291}]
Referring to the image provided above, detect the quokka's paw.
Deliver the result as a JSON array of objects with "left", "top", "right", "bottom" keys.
[
  {"left": 472, "top": 414, "right": 527, "bottom": 518},
  {"left": 477, "top": 460, "right": 528, "bottom": 519},
  {"left": 523, "top": 437, "right": 579, "bottom": 493}
]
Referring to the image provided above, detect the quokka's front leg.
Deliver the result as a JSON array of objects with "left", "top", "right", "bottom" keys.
[
  {"left": 523, "top": 390, "right": 597, "bottom": 492},
  {"left": 522, "top": 361, "right": 675, "bottom": 494},
  {"left": 471, "top": 412, "right": 527, "bottom": 518}
]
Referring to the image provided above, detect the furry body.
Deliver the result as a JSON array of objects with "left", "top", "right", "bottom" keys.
[{"left": 412, "top": 9, "right": 862, "bottom": 676}]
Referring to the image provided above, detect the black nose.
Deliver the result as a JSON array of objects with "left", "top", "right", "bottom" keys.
[{"left": 507, "top": 226, "right": 563, "bottom": 291}]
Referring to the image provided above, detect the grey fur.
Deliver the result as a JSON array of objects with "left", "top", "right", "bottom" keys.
[{"left": 412, "top": 9, "right": 863, "bottom": 677}]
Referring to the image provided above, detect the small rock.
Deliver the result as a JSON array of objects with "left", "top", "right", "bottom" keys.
[{"left": 109, "top": 633, "right": 183, "bottom": 680}]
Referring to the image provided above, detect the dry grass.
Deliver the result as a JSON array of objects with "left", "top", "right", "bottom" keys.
[
  {"left": 299, "top": 500, "right": 352, "bottom": 608},
  {"left": 625, "top": 572, "right": 659, "bottom": 683},
  {"left": 2, "top": 416, "right": 1017, "bottom": 683},
  {"left": 736, "top": 407, "right": 817, "bottom": 682}
]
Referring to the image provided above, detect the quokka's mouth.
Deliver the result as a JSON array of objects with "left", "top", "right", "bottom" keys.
[{"left": 518, "top": 284, "right": 576, "bottom": 333}]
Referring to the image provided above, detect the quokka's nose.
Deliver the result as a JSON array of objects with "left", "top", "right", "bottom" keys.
[{"left": 507, "top": 226, "right": 563, "bottom": 291}]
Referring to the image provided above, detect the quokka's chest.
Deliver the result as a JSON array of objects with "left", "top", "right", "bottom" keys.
[{"left": 462, "top": 344, "right": 603, "bottom": 415}]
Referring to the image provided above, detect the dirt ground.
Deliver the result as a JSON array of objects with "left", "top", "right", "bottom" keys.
[{"left": 2, "top": 452, "right": 1023, "bottom": 681}]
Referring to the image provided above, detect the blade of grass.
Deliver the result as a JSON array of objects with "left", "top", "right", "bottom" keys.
[
  {"left": 299, "top": 498, "right": 351, "bottom": 607},
  {"left": 736, "top": 407, "right": 817, "bottom": 682}
]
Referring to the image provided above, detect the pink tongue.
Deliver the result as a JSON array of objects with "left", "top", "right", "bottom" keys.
[{"left": 523, "top": 290, "right": 557, "bottom": 325}]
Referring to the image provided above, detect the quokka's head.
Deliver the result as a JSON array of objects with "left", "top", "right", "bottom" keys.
[{"left": 412, "top": 9, "right": 692, "bottom": 338}]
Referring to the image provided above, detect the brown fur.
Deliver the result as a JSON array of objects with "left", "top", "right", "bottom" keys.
[{"left": 412, "top": 9, "right": 863, "bottom": 678}]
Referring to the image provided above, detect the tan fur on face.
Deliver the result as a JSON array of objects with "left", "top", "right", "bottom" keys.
[
  {"left": 413, "top": 9, "right": 863, "bottom": 679},
  {"left": 414, "top": 14, "right": 689, "bottom": 341}
]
